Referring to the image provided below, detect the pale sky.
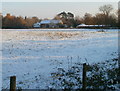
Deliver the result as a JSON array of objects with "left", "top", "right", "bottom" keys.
[
  {"left": 1, "top": 0, "right": 120, "bottom": 2},
  {"left": 1, "top": 2, "right": 118, "bottom": 19}
]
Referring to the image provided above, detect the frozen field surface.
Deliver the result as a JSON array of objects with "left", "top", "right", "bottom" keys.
[{"left": 1, "top": 29, "right": 118, "bottom": 89}]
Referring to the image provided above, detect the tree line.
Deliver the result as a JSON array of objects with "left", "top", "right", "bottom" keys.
[
  {"left": 1, "top": 13, "right": 40, "bottom": 29},
  {"left": 55, "top": 4, "right": 118, "bottom": 28},
  {"left": 0, "top": 4, "right": 119, "bottom": 29}
]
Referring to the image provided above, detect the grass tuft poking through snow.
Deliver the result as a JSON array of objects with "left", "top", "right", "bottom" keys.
[{"left": 50, "top": 58, "right": 119, "bottom": 90}]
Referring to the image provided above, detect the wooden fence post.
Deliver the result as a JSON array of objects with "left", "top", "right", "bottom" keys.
[
  {"left": 82, "top": 63, "right": 87, "bottom": 90},
  {"left": 10, "top": 76, "right": 16, "bottom": 91}
]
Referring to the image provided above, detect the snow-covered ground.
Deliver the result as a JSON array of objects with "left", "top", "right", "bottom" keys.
[{"left": 1, "top": 29, "right": 118, "bottom": 89}]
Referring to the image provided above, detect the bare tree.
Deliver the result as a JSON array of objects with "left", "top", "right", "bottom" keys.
[
  {"left": 57, "top": 11, "right": 68, "bottom": 19},
  {"left": 118, "top": 3, "right": 120, "bottom": 28},
  {"left": 99, "top": 4, "right": 113, "bottom": 16},
  {"left": 99, "top": 4, "right": 114, "bottom": 25},
  {"left": 84, "top": 13, "right": 93, "bottom": 25},
  {"left": 67, "top": 12, "right": 74, "bottom": 19},
  {"left": 0, "top": 12, "right": 2, "bottom": 28}
]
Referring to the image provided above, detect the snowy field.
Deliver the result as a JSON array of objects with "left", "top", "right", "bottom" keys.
[{"left": 1, "top": 29, "right": 118, "bottom": 89}]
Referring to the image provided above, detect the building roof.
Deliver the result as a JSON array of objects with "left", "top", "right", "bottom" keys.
[
  {"left": 40, "top": 20, "right": 51, "bottom": 24},
  {"left": 33, "top": 19, "right": 63, "bottom": 28},
  {"left": 40, "top": 20, "right": 62, "bottom": 24},
  {"left": 77, "top": 24, "right": 106, "bottom": 27},
  {"left": 33, "top": 22, "right": 41, "bottom": 26}
]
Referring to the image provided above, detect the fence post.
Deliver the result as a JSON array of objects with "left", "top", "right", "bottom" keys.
[
  {"left": 10, "top": 76, "right": 16, "bottom": 91},
  {"left": 82, "top": 63, "right": 87, "bottom": 90}
]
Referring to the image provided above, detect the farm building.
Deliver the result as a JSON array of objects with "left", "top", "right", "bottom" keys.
[
  {"left": 33, "top": 20, "right": 63, "bottom": 28},
  {"left": 33, "top": 22, "right": 41, "bottom": 28},
  {"left": 76, "top": 24, "right": 110, "bottom": 29}
]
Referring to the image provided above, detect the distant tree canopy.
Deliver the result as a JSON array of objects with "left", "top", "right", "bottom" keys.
[
  {"left": 99, "top": 4, "right": 113, "bottom": 16},
  {"left": 0, "top": 13, "right": 2, "bottom": 28},
  {"left": 57, "top": 11, "right": 74, "bottom": 19},
  {"left": 83, "top": 13, "right": 94, "bottom": 25},
  {"left": 118, "top": 5, "right": 120, "bottom": 28},
  {"left": 54, "top": 11, "right": 81, "bottom": 28},
  {"left": 82, "top": 4, "right": 117, "bottom": 26},
  {"left": 98, "top": 4, "right": 117, "bottom": 26},
  {"left": 2, "top": 14, "right": 40, "bottom": 29},
  {"left": 54, "top": 4, "right": 118, "bottom": 28}
]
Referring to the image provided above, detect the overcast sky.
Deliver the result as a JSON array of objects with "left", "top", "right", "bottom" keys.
[{"left": 2, "top": 2, "right": 118, "bottom": 19}]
